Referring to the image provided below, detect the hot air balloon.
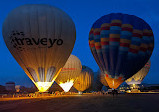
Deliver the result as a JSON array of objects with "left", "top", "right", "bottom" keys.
[
  {"left": 55, "top": 55, "right": 82, "bottom": 92},
  {"left": 89, "top": 13, "right": 154, "bottom": 89},
  {"left": 126, "top": 60, "right": 151, "bottom": 85},
  {"left": 98, "top": 70, "right": 109, "bottom": 88},
  {"left": 3, "top": 4, "right": 76, "bottom": 92},
  {"left": 73, "top": 66, "right": 94, "bottom": 93},
  {"left": 92, "top": 71, "right": 103, "bottom": 91}
]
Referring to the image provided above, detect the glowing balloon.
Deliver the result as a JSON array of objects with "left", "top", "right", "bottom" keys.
[
  {"left": 126, "top": 60, "right": 151, "bottom": 85},
  {"left": 89, "top": 13, "right": 154, "bottom": 89},
  {"left": 73, "top": 66, "right": 94, "bottom": 92},
  {"left": 55, "top": 55, "right": 82, "bottom": 92},
  {"left": 3, "top": 4, "right": 76, "bottom": 92}
]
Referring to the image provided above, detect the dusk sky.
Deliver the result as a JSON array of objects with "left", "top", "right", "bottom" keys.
[{"left": 0, "top": 0, "right": 159, "bottom": 87}]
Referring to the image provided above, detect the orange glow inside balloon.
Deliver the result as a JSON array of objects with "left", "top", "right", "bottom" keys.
[{"left": 105, "top": 74, "right": 124, "bottom": 89}]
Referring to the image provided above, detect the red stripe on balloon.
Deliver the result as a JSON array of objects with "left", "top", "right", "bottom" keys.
[
  {"left": 129, "top": 48, "right": 138, "bottom": 53},
  {"left": 101, "top": 41, "right": 109, "bottom": 45},
  {"left": 90, "top": 43, "right": 95, "bottom": 47},
  {"left": 111, "top": 23, "right": 121, "bottom": 26},
  {"left": 93, "top": 32, "right": 100, "bottom": 35},
  {"left": 118, "top": 77, "right": 122, "bottom": 80},
  {"left": 120, "top": 43, "right": 129, "bottom": 47},
  {"left": 95, "top": 46, "right": 101, "bottom": 49},
  {"left": 143, "top": 33, "right": 151, "bottom": 36},
  {"left": 110, "top": 38, "right": 120, "bottom": 42},
  {"left": 122, "top": 27, "right": 133, "bottom": 32},
  {"left": 62, "top": 68, "right": 77, "bottom": 71},
  {"left": 62, "top": 68, "right": 76, "bottom": 70},
  {"left": 132, "top": 33, "right": 142, "bottom": 38},
  {"left": 105, "top": 74, "right": 109, "bottom": 77},
  {"left": 89, "top": 31, "right": 94, "bottom": 35},
  {"left": 101, "top": 27, "right": 110, "bottom": 30},
  {"left": 140, "top": 47, "right": 147, "bottom": 52}
]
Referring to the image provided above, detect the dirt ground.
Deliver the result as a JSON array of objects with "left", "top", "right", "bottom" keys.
[{"left": 0, "top": 94, "right": 159, "bottom": 112}]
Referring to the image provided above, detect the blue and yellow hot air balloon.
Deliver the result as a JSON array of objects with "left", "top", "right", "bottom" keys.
[{"left": 89, "top": 13, "right": 154, "bottom": 89}]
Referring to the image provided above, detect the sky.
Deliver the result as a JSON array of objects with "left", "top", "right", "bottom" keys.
[{"left": 0, "top": 0, "right": 159, "bottom": 87}]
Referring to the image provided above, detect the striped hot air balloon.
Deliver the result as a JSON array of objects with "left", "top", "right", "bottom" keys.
[
  {"left": 89, "top": 13, "right": 154, "bottom": 89},
  {"left": 73, "top": 66, "right": 94, "bottom": 93}
]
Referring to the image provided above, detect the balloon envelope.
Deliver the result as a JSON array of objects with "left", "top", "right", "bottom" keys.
[
  {"left": 3, "top": 4, "right": 76, "bottom": 92},
  {"left": 89, "top": 13, "right": 154, "bottom": 89},
  {"left": 126, "top": 60, "right": 151, "bottom": 85},
  {"left": 55, "top": 55, "right": 82, "bottom": 92},
  {"left": 73, "top": 66, "right": 94, "bottom": 92}
]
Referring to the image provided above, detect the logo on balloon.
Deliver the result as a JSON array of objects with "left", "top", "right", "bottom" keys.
[{"left": 10, "top": 31, "right": 63, "bottom": 51}]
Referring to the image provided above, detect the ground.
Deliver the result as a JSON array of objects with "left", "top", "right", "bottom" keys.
[{"left": 0, "top": 94, "right": 159, "bottom": 112}]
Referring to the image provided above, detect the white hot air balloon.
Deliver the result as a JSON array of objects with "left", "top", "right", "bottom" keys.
[
  {"left": 2, "top": 4, "right": 76, "bottom": 92},
  {"left": 55, "top": 55, "right": 82, "bottom": 92}
]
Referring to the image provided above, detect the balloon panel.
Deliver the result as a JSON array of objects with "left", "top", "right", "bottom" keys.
[{"left": 89, "top": 13, "right": 154, "bottom": 89}]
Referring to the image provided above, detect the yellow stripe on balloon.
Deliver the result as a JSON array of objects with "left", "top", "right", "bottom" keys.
[
  {"left": 140, "top": 43, "right": 148, "bottom": 48},
  {"left": 143, "top": 29, "right": 151, "bottom": 33},
  {"left": 101, "top": 38, "right": 109, "bottom": 42},
  {"left": 120, "top": 39, "right": 131, "bottom": 43},
  {"left": 90, "top": 40, "right": 95, "bottom": 44},
  {"left": 101, "top": 23, "right": 110, "bottom": 27},
  {"left": 130, "top": 45, "right": 140, "bottom": 50},
  {"left": 111, "top": 19, "right": 122, "bottom": 23},
  {"left": 95, "top": 42, "right": 101, "bottom": 46},
  {"left": 110, "top": 34, "right": 120, "bottom": 38},
  {"left": 122, "top": 24, "right": 133, "bottom": 28},
  {"left": 133, "top": 29, "right": 142, "bottom": 35},
  {"left": 94, "top": 28, "right": 101, "bottom": 32}
]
